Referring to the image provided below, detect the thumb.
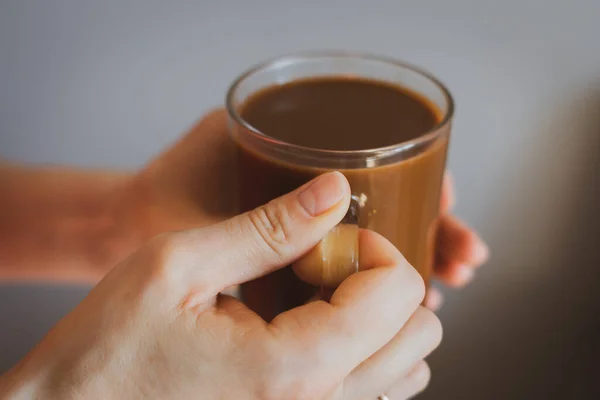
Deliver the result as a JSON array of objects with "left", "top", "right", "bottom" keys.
[{"left": 167, "top": 171, "right": 350, "bottom": 292}]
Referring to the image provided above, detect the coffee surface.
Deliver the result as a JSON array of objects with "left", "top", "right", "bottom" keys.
[
  {"left": 241, "top": 77, "right": 439, "bottom": 150},
  {"left": 235, "top": 77, "right": 449, "bottom": 321}
]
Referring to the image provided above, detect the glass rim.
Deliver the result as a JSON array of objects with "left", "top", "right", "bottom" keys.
[{"left": 225, "top": 50, "right": 455, "bottom": 159}]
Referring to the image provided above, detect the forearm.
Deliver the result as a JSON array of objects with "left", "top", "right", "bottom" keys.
[{"left": 0, "top": 163, "right": 140, "bottom": 283}]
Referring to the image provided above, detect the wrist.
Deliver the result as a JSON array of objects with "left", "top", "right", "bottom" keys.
[
  {"left": 0, "top": 166, "right": 144, "bottom": 283},
  {"left": 53, "top": 171, "right": 145, "bottom": 282}
]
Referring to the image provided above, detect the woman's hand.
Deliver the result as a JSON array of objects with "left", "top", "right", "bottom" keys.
[
  {"left": 1, "top": 173, "right": 441, "bottom": 400},
  {"left": 128, "top": 109, "right": 489, "bottom": 309},
  {"left": 426, "top": 173, "right": 489, "bottom": 310}
]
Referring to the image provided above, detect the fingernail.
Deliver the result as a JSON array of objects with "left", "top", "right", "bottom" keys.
[
  {"left": 298, "top": 172, "right": 348, "bottom": 217},
  {"left": 455, "top": 265, "right": 474, "bottom": 286}
]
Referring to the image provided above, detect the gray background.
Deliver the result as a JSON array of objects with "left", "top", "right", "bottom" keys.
[{"left": 1, "top": 0, "right": 599, "bottom": 398}]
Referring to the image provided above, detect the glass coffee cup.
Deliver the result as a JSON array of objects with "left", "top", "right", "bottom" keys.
[{"left": 226, "top": 52, "right": 453, "bottom": 321}]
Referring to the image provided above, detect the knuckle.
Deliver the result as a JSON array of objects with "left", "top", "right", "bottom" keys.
[
  {"left": 415, "top": 306, "right": 443, "bottom": 349},
  {"left": 247, "top": 202, "right": 295, "bottom": 260},
  {"left": 149, "top": 234, "right": 177, "bottom": 266},
  {"left": 409, "top": 361, "right": 432, "bottom": 392},
  {"left": 143, "top": 233, "right": 181, "bottom": 284},
  {"left": 119, "top": 234, "right": 181, "bottom": 304}
]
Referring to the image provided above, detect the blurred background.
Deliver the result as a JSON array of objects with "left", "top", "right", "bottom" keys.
[{"left": 1, "top": 0, "right": 599, "bottom": 398}]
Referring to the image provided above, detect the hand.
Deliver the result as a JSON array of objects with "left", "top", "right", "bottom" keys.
[
  {"left": 129, "top": 109, "right": 488, "bottom": 309},
  {"left": 426, "top": 173, "right": 489, "bottom": 310},
  {"left": 128, "top": 109, "right": 239, "bottom": 236},
  {"left": 1, "top": 173, "right": 441, "bottom": 400}
]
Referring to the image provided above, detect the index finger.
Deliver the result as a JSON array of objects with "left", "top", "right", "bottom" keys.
[{"left": 269, "top": 230, "right": 425, "bottom": 378}]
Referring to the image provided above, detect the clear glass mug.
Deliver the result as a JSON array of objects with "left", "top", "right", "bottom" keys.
[{"left": 226, "top": 52, "right": 454, "bottom": 321}]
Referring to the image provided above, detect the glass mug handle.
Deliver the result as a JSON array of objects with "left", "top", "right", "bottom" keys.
[{"left": 292, "top": 193, "right": 365, "bottom": 289}]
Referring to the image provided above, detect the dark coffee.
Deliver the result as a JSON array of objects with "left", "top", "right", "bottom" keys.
[
  {"left": 241, "top": 77, "right": 439, "bottom": 150},
  {"left": 235, "top": 77, "right": 449, "bottom": 321}
]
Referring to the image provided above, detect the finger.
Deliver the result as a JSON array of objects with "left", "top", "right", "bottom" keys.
[
  {"left": 435, "top": 259, "right": 476, "bottom": 288},
  {"left": 301, "top": 229, "right": 396, "bottom": 303},
  {"left": 215, "top": 294, "right": 266, "bottom": 329},
  {"left": 343, "top": 306, "right": 442, "bottom": 400},
  {"left": 159, "top": 171, "right": 350, "bottom": 293},
  {"left": 439, "top": 171, "right": 455, "bottom": 214},
  {"left": 424, "top": 287, "right": 444, "bottom": 311},
  {"left": 384, "top": 361, "right": 431, "bottom": 400},
  {"left": 435, "top": 215, "right": 489, "bottom": 267},
  {"left": 358, "top": 229, "right": 404, "bottom": 272},
  {"left": 270, "top": 230, "right": 425, "bottom": 380}
]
